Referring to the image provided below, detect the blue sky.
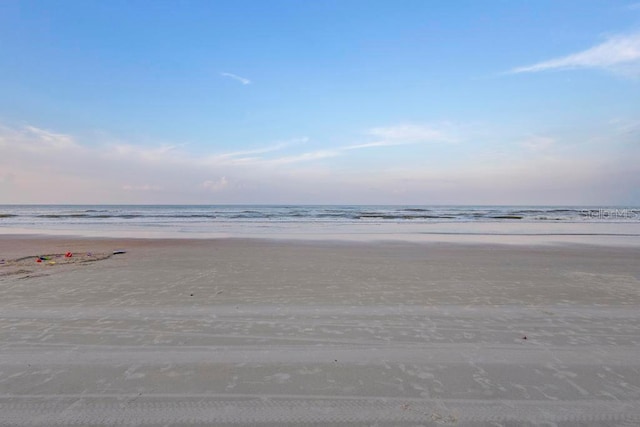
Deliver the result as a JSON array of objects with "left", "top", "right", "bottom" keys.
[{"left": 1, "top": 0, "right": 639, "bottom": 204}]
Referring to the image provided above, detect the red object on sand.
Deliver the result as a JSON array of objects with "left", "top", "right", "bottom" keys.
[
  {"left": 65, "top": 252, "right": 73, "bottom": 258},
  {"left": 36, "top": 258, "right": 42, "bottom": 263}
]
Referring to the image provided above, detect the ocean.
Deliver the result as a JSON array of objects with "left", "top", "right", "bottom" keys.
[{"left": 1, "top": 205, "right": 639, "bottom": 244}]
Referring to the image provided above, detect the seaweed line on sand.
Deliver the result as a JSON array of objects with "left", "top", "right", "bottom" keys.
[{"left": 0, "top": 252, "right": 115, "bottom": 280}]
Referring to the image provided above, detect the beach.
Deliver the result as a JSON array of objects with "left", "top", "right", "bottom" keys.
[{"left": 1, "top": 236, "right": 640, "bottom": 426}]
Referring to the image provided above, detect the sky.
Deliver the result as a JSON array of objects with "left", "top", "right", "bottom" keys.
[{"left": 1, "top": 0, "right": 639, "bottom": 205}]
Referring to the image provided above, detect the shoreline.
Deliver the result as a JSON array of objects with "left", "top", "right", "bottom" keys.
[
  {"left": 2, "top": 222, "right": 640, "bottom": 247},
  {"left": 2, "top": 231, "right": 640, "bottom": 259}
]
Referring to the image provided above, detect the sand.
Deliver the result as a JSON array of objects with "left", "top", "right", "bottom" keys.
[{"left": 1, "top": 236, "right": 640, "bottom": 426}]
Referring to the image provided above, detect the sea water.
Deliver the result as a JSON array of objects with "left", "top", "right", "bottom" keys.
[{"left": 1, "top": 205, "right": 639, "bottom": 244}]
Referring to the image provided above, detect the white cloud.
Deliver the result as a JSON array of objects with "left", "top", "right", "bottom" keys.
[
  {"left": 0, "top": 124, "right": 78, "bottom": 152},
  {"left": 1, "top": 122, "right": 638, "bottom": 204},
  {"left": 23, "top": 126, "right": 77, "bottom": 149},
  {"left": 122, "top": 184, "right": 164, "bottom": 192},
  {"left": 267, "top": 150, "right": 340, "bottom": 165},
  {"left": 345, "top": 124, "right": 450, "bottom": 150},
  {"left": 368, "top": 124, "right": 446, "bottom": 142},
  {"left": 345, "top": 140, "right": 411, "bottom": 150},
  {"left": 205, "top": 137, "right": 309, "bottom": 165},
  {"left": 202, "top": 177, "right": 229, "bottom": 192},
  {"left": 108, "top": 143, "right": 186, "bottom": 163},
  {"left": 0, "top": 123, "right": 342, "bottom": 203},
  {"left": 220, "top": 72, "right": 252, "bottom": 85},
  {"left": 609, "top": 118, "right": 640, "bottom": 134},
  {"left": 522, "top": 135, "right": 555, "bottom": 151},
  {"left": 510, "top": 32, "right": 640, "bottom": 75}
]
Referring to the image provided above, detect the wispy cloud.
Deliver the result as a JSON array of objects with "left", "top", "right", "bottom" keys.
[
  {"left": 368, "top": 124, "right": 445, "bottom": 141},
  {"left": 206, "top": 137, "right": 309, "bottom": 164},
  {"left": 106, "top": 143, "right": 187, "bottom": 164},
  {"left": 267, "top": 150, "right": 340, "bottom": 165},
  {"left": 209, "top": 148, "right": 340, "bottom": 167},
  {"left": 202, "top": 177, "right": 229, "bottom": 192},
  {"left": 522, "top": 135, "right": 555, "bottom": 151},
  {"left": 203, "top": 125, "right": 448, "bottom": 166},
  {"left": 510, "top": 32, "right": 640, "bottom": 75},
  {"left": 345, "top": 124, "right": 450, "bottom": 150},
  {"left": 609, "top": 117, "right": 640, "bottom": 134},
  {"left": 122, "top": 184, "right": 164, "bottom": 192},
  {"left": 345, "top": 140, "right": 412, "bottom": 150},
  {"left": 220, "top": 72, "right": 252, "bottom": 85},
  {"left": 0, "top": 124, "right": 78, "bottom": 152},
  {"left": 2, "top": 122, "right": 638, "bottom": 204}
]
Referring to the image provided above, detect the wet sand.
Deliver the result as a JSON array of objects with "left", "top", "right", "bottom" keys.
[{"left": 1, "top": 236, "right": 640, "bottom": 426}]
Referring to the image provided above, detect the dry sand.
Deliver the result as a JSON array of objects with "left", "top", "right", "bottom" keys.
[{"left": 1, "top": 236, "right": 640, "bottom": 426}]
